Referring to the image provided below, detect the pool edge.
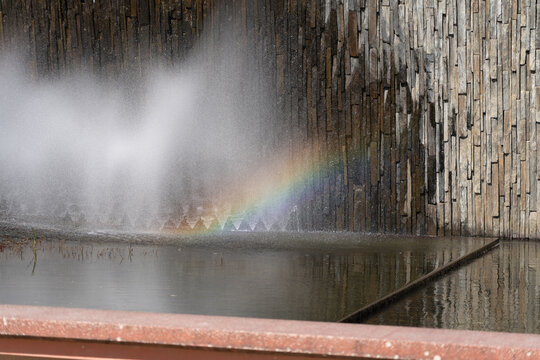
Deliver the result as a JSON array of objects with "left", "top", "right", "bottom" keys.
[{"left": 0, "top": 304, "right": 538, "bottom": 359}]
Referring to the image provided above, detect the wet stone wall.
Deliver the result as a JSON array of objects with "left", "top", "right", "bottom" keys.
[{"left": 0, "top": 0, "right": 539, "bottom": 238}]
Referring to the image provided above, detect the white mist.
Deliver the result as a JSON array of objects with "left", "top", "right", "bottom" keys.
[{"left": 0, "top": 41, "right": 275, "bottom": 229}]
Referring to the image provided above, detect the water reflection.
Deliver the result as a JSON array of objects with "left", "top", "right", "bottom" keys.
[
  {"left": 365, "top": 240, "right": 540, "bottom": 334},
  {"left": 0, "top": 234, "right": 490, "bottom": 322},
  {"left": 3, "top": 234, "right": 535, "bottom": 333}
]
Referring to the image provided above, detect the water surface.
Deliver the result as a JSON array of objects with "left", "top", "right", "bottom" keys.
[
  {"left": 365, "top": 240, "right": 540, "bottom": 334},
  {"left": 0, "top": 229, "right": 485, "bottom": 322}
]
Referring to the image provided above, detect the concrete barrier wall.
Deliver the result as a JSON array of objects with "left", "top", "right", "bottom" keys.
[{"left": 1, "top": 0, "right": 538, "bottom": 238}]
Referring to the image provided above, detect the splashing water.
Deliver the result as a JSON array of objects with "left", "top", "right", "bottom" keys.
[
  {"left": 0, "top": 41, "right": 283, "bottom": 231},
  {"left": 0, "top": 22, "right": 358, "bottom": 233}
]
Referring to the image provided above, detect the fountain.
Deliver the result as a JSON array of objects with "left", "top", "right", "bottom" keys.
[
  {"left": 0, "top": 5, "right": 539, "bottom": 358},
  {"left": 0, "top": 32, "right": 293, "bottom": 234}
]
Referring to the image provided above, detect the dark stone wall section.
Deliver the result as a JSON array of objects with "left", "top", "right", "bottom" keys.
[{"left": 1, "top": 0, "right": 538, "bottom": 238}]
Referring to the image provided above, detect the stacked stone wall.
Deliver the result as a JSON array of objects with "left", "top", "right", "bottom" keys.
[{"left": 1, "top": 0, "right": 538, "bottom": 238}]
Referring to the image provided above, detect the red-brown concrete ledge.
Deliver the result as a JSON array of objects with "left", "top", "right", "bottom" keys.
[{"left": 0, "top": 305, "right": 539, "bottom": 360}]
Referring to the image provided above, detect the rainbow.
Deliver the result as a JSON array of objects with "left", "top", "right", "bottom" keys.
[{"left": 164, "top": 140, "right": 350, "bottom": 234}]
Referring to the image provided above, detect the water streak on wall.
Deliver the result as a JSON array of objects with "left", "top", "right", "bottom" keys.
[{"left": 0, "top": 0, "right": 538, "bottom": 238}]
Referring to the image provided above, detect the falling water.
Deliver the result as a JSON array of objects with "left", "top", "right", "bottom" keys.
[{"left": 0, "top": 33, "right": 282, "bottom": 232}]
